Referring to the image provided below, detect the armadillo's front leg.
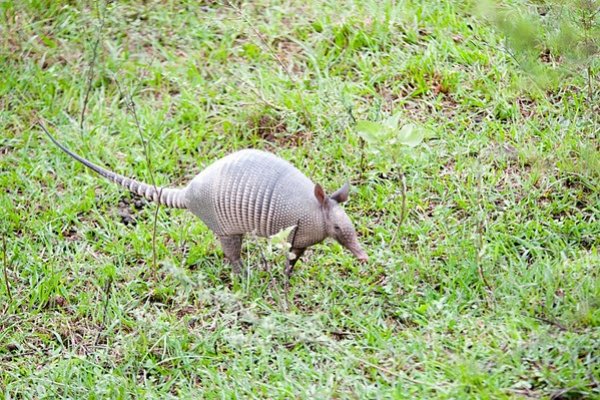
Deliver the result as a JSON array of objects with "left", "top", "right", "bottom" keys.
[
  {"left": 284, "top": 247, "right": 305, "bottom": 290},
  {"left": 219, "top": 235, "right": 243, "bottom": 274}
]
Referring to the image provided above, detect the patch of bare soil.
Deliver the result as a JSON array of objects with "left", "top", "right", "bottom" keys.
[
  {"left": 371, "top": 72, "right": 459, "bottom": 118},
  {"left": 252, "top": 114, "right": 311, "bottom": 147},
  {"left": 60, "top": 226, "right": 80, "bottom": 242},
  {"left": 273, "top": 37, "right": 305, "bottom": 76},
  {"left": 539, "top": 48, "right": 561, "bottom": 64},
  {"left": 517, "top": 97, "right": 537, "bottom": 118},
  {"left": 429, "top": 72, "right": 451, "bottom": 96},
  {"left": 117, "top": 193, "right": 148, "bottom": 226},
  {"left": 373, "top": 79, "right": 408, "bottom": 112}
]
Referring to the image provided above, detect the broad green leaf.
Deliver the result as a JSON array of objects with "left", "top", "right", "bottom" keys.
[
  {"left": 355, "top": 121, "right": 387, "bottom": 144},
  {"left": 397, "top": 123, "right": 425, "bottom": 147},
  {"left": 383, "top": 113, "right": 401, "bottom": 130}
]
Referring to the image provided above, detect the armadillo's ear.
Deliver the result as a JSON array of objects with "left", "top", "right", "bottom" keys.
[
  {"left": 314, "top": 183, "right": 327, "bottom": 206},
  {"left": 330, "top": 182, "right": 350, "bottom": 203}
]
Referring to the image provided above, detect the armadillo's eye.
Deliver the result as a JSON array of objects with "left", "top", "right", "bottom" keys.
[{"left": 334, "top": 225, "right": 341, "bottom": 231}]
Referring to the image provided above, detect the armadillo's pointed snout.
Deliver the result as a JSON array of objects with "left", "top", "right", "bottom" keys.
[
  {"left": 346, "top": 241, "right": 368, "bottom": 263},
  {"left": 353, "top": 248, "right": 369, "bottom": 263}
]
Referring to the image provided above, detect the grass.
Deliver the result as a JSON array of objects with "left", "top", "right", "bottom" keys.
[{"left": 1, "top": 0, "right": 598, "bottom": 398}]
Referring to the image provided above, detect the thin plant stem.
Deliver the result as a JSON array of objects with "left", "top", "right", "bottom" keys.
[
  {"left": 114, "top": 79, "right": 161, "bottom": 281},
  {"left": 95, "top": 275, "right": 113, "bottom": 345},
  {"left": 587, "top": 65, "right": 593, "bottom": 105},
  {"left": 390, "top": 172, "right": 407, "bottom": 247},
  {"left": 475, "top": 166, "right": 495, "bottom": 308},
  {"left": 2, "top": 234, "right": 13, "bottom": 303},
  {"left": 80, "top": 0, "right": 107, "bottom": 136}
]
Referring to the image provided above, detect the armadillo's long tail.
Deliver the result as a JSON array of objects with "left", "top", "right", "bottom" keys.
[{"left": 41, "top": 123, "right": 188, "bottom": 209}]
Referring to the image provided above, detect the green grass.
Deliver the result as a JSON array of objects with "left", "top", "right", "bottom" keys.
[{"left": 1, "top": 0, "right": 598, "bottom": 398}]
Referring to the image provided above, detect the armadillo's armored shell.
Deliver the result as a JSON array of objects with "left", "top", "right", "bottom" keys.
[{"left": 186, "top": 150, "right": 326, "bottom": 248}]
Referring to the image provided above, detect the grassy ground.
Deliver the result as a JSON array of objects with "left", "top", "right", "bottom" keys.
[{"left": 1, "top": 0, "right": 598, "bottom": 398}]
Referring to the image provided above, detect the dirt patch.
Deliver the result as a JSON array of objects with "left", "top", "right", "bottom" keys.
[
  {"left": 429, "top": 72, "right": 451, "bottom": 96},
  {"left": 116, "top": 193, "right": 149, "bottom": 226},
  {"left": 251, "top": 114, "right": 311, "bottom": 147},
  {"left": 255, "top": 114, "right": 287, "bottom": 140},
  {"left": 439, "top": 97, "right": 461, "bottom": 118},
  {"left": 273, "top": 38, "right": 305, "bottom": 75},
  {"left": 175, "top": 305, "right": 198, "bottom": 319},
  {"left": 539, "top": 48, "right": 561, "bottom": 64},
  {"left": 373, "top": 76, "right": 416, "bottom": 106},
  {"left": 60, "top": 226, "right": 80, "bottom": 242},
  {"left": 46, "top": 295, "right": 69, "bottom": 310},
  {"left": 517, "top": 97, "right": 537, "bottom": 118},
  {"left": 372, "top": 72, "right": 458, "bottom": 116}
]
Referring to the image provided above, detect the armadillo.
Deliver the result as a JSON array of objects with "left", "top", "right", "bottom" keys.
[{"left": 42, "top": 126, "right": 368, "bottom": 278}]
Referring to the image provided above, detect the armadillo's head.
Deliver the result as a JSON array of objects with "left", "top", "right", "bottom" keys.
[{"left": 314, "top": 183, "right": 368, "bottom": 263}]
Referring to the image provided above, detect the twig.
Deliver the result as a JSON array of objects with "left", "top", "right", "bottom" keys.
[
  {"left": 151, "top": 191, "right": 162, "bottom": 281},
  {"left": 526, "top": 313, "right": 569, "bottom": 332},
  {"left": 358, "top": 137, "right": 366, "bottom": 181},
  {"left": 341, "top": 349, "right": 444, "bottom": 388},
  {"left": 476, "top": 219, "right": 495, "bottom": 308},
  {"left": 80, "top": 0, "right": 108, "bottom": 135},
  {"left": 390, "top": 172, "right": 407, "bottom": 246},
  {"left": 550, "top": 386, "right": 592, "bottom": 400},
  {"left": 344, "top": 100, "right": 367, "bottom": 180},
  {"left": 586, "top": 64, "right": 594, "bottom": 106},
  {"left": 95, "top": 275, "right": 113, "bottom": 345},
  {"left": 475, "top": 167, "right": 495, "bottom": 308},
  {"left": 116, "top": 84, "right": 158, "bottom": 189},
  {"left": 101, "top": 276, "right": 112, "bottom": 325},
  {"left": 114, "top": 78, "right": 161, "bottom": 281},
  {"left": 2, "top": 234, "right": 13, "bottom": 303}
]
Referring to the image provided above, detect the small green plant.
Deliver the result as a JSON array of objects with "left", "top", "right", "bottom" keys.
[
  {"left": 355, "top": 114, "right": 427, "bottom": 245},
  {"left": 355, "top": 115, "right": 425, "bottom": 151}
]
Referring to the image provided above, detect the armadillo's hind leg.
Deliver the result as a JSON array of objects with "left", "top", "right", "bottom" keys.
[
  {"left": 219, "top": 235, "right": 243, "bottom": 274},
  {"left": 284, "top": 247, "right": 306, "bottom": 291}
]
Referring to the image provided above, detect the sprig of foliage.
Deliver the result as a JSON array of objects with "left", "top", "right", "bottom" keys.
[
  {"left": 355, "top": 115, "right": 427, "bottom": 246},
  {"left": 355, "top": 114, "right": 426, "bottom": 158},
  {"left": 478, "top": 0, "right": 599, "bottom": 102}
]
